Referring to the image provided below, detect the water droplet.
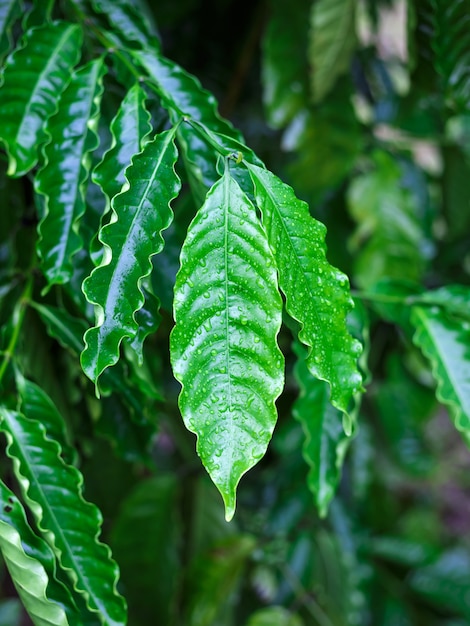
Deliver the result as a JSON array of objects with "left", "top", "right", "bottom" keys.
[
  {"left": 210, "top": 349, "right": 217, "bottom": 356},
  {"left": 187, "top": 279, "right": 194, "bottom": 288},
  {"left": 203, "top": 291, "right": 211, "bottom": 299},
  {"left": 240, "top": 317, "right": 248, "bottom": 326}
]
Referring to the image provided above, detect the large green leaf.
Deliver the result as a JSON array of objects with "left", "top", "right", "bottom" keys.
[
  {"left": 170, "top": 167, "right": 284, "bottom": 521},
  {"left": 411, "top": 305, "right": 470, "bottom": 445},
  {"left": 0, "top": 408, "right": 127, "bottom": 625},
  {"left": 0, "top": 480, "right": 71, "bottom": 626},
  {"left": 0, "top": 21, "right": 82, "bottom": 176},
  {"left": 261, "top": 0, "right": 310, "bottom": 128},
  {"left": 92, "top": 82, "right": 151, "bottom": 207},
  {"left": 308, "top": 0, "right": 356, "bottom": 103},
  {"left": 35, "top": 58, "right": 106, "bottom": 288},
  {"left": 82, "top": 126, "right": 180, "bottom": 388},
  {"left": 292, "top": 341, "right": 350, "bottom": 518},
  {"left": 246, "top": 162, "right": 362, "bottom": 431}
]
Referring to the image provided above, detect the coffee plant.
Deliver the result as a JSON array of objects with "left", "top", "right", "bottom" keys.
[{"left": 0, "top": 0, "right": 469, "bottom": 624}]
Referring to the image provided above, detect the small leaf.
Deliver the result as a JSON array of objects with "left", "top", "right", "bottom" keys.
[
  {"left": 246, "top": 606, "right": 304, "bottom": 626},
  {"left": 246, "top": 162, "right": 362, "bottom": 431},
  {"left": 92, "top": 81, "right": 152, "bottom": 205},
  {"left": 82, "top": 126, "right": 181, "bottom": 387},
  {"left": 35, "top": 57, "right": 106, "bottom": 288},
  {"left": 309, "top": 0, "right": 356, "bottom": 103},
  {"left": 292, "top": 341, "right": 350, "bottom": 518},
  {"left": 411, "top": 305, "right": 470, "bottom": 444},
  {"left": 0, "top": 480, "right": 71, "bottom": 626},
  {"left": 170, "top": 167, "right": 284, "bottom": 521},
  {"left": 0, "top": 408, "right": 127, "bottom": 625},
  {"left": 0, "top": 21, "right": 82, "bottom": 176}
]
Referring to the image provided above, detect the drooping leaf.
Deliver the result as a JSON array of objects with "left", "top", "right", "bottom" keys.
[
  {"left": 309, "top": 0, "right": 356, "bottom": 103},
  {"left": 411, "top": 305, "right": 470, "bottom": 445},
  {"left": 246, "top": 162, "right": 362, "bottom": 432},
  {"left": 0, "top": 479, "right": 96, "bottom": 625},
  {"left": 170, "top": 167, "right": 284, "bottom": 521},
  {"left": 91, "top": 0, "right": 160, "bottom": 49},
  {"left": 110, "top": 476, "right": 180, "bottom": 625},
  {"left": 0, "top": 0, "right": 21, "bottom": 60},
  {"left": 35, "top": 57, "right": 106, "bottom": 288},
  {"left": 261, "top": 0, "right": 310, "bottom": 128},
  {"left": 0, "top": 21, "right": 82, "bottom": 176},
  {"left": 92, "top": 81, "right": 152, "bottom": 208},
  {"left": 0, "top": 408, "right": 127, "bottom": 625},
  {"left": 82, "top": 126, "right": 181, "bottom": 388},
  {"left": 292, "top": 341, "right": 350, "bottom": 518}
]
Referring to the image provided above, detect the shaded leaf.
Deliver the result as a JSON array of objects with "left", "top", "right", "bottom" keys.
[
  {"left": 414, "top": 284, "right": 470, "bottom": 321},
  {"left": 0, "top": 408, "right": 127, "bottom": 625},
  {"left": 246, "top": 606, "right": 304, "bottom": 626},
  {"left": 246, "top": 162, "right": 362, "bottom": 431},
  {"left": 0, "top": 0, "right": 21, "bottom": 60},
  {"left": 411, "top": 305, "right": 470, "bottom": 444},
  {"left": 82, "top": 126, "right": 181, "bottom": 388},
  {"left": 35, "top": 58, "right": 106, "bottom": 288},
  {"left": 170, "top": 167, "right": 284, "bottom": 521},
  {"left": 91, "top": 0, "right": 160, "bottom": 49},
  {"left": 110, "top": 476, "right": 180, "bottom": 625},
  {"left": 92, "top": 81, "right": 152, "bottom": 205},
  {"left": 261, "top": 0, "right": 310, "bottom": 128},
  {"left": 292, "top": 341, "right": 350, "bottom": 518},
  {"left": 0, "top": 21, "right": 82, "bottom": 176},
  {"left": 0, "top": 480, "right": 71, "bottom": 626},
  {"left": 309, "top": 0, "right": 356, "bottom": 103}
]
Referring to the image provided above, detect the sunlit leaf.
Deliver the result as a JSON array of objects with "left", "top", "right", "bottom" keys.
[
  {"left": 91, "top": 0, "right": 160, "bottom": 49},
  {"left": 246, "top": 162, "right": 362, "bottom": 432},
  {"left": 170, "top": 167, "right": 284, "bottom": 520},
  {"left": 0, "top": 21, "right": 82, "bottom": 176},
  {"left": 411, "top": 305, "right": 470, "bottom": 445},
  {"left": 82, "top": 126, "right": 181, "bottom": 388}
]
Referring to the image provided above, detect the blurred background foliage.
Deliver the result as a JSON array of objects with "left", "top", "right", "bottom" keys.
[{"left": 1, "top": 0, "right": 470, "bottom": 624}]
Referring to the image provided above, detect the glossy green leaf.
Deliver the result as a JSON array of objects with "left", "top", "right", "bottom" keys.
[
  {"left": 35, "top": 58, "right": 106, "bottom": 288},
  {"left": 82, "top": 126, "right": 181, "bottom": 388},
  {"left": 411, "top": 305, "right": 470, "bottom": 444},
  {"left": 261, "top": 0, "right": 310, "bottom": 128},
  {"left": 123, "top": 286, "right": 161, "bottom": 366},
  {"left": 110, "top": 476, "right": 180, "bottom": 625},
  {"left": 0, "top": 481, "right": 71, "bottom": 626},
  {"left": 15, "top": 372, "right": 76, "bottom": 466},
  {"left": 0, "top": 21, "right": 82, "bottom": 176},
  {"left": 0, "top": 408, "right": 127, "bottom": 625},
  {"left": 309, "top": 0, "right": 356, "bottom": 103},
  {"left": 292, "top": 341, "right": 350, "bottom": 518},
  {"left": 92, "top": 82, "right": 151, "bottom": 208},
  {"left": 414, "top": 285, "right": 470, "bottom": 321},
  {"left": 170, "top": 167, "right": 284, "bottom": 521},
  {"left": 246, "top": 162, "right": 362, "bottom": 431},
  {"left": 91, "top": 0, "right": 160, "bottom": 49},
  {"left": 0, "top": 479, "right": 93, "bottom": 625},
  {"left": 0, "top": 0, "right": 21, "bottom": 60}
]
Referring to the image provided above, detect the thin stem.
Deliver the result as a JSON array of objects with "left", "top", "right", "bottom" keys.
[{"left": 352, "top": 290, "right": 418, "bottom": 305}]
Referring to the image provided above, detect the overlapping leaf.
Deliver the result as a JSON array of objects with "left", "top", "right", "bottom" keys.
[
  {"left": 309, "top": 0, "right": 356, "bottom": 103},
  {"left": 0, "top": 408, "right": 127, "bottom": 625},
  {"left": 35, "top": 58, "right": 106, "bottom": 288},
  {"left": 0, "top": 21, "right": 82, "bottom": 176},
  {"left": 93, "top": 82, "right": 152, "bottom": 207},
  {"left": 91, "top": 0, "right": 159, "bottom": 49},
  {"left": 170, "top": 168, "right": 284, "bottom": 521},
  {"left": 411, "top": 305, "right": 470, "bottom": 445},
  {"left": 82, "top": 127, "right": 180, "bottom": 387},
  {"left": 292, "top": 341, "right": 350, "bottom": 517},
  {"left": 0, "top": 0, "right": 21, "bottom": 60},
  {"left": 0, "top": 480, "right": 71, "bottom": 626},
  {"left": 246, "top": 162, "right": 362, "bottom": 431}
]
